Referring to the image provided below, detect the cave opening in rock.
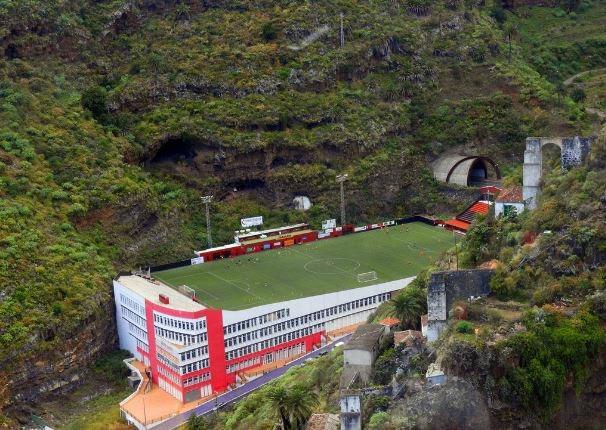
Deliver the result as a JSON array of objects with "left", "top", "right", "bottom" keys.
[
  {"left": 231, "top": 179, "right": 266, "bottom": 191},
  {"left": 5, "top": 44, "right": 19, "bottom": 59},
  {"left": 150, "top": 137, "right": 197, "bottom": 164},
  {"left": 271, "top": 157, "right": 288, "bottom": 168}
]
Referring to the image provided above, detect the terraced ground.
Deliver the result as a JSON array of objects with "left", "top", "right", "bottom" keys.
[{"left": 154, "top": 222, "right": 452, "bottom": 310}]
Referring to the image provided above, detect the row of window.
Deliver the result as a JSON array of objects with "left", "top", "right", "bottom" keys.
[
  {"left": 227, "top": 342, "right": 305, "bottom": 374},
  {"left": 226, "top": 357, "right": 261, "bottom": 374},
  {"left": 153, "top": 313, "right": 206, "bottom": 332},
  {"left": 157, "top": 352, "right": 180, "bottom": 374},
  {"left": 180, "top": 345, "right": 208, "bottom": 362},
  {"left": 181, "top": 358, "right": 210, "bottom": 375},
  {"left": 121, "top": 305, "right": 146, "bottom": 329},
  {"left": 128, "top": 322, "right": 148, "bottom": 343},
  {"left": 223, "top": 308, "right": 290, "bottom": 335},
  {"left": 183, "top": 372, "right": 211, "bottom": 387},
  {"left": 226, "top": 324, "right": 322, "bottom": 361},
  {"left": 158, "top": 364, "right": 181, "bottom": 386},
  {"left": 224, "top": 293, "right": 391, "bottom": 350},
  {"left": 120, "top": 294, "right": 144, "bottom": 316},
  {"left": 136, "top": 339, "right": 149, "bottom": 353},
  {"left": 155, "top": 326, "right": 207, "bottom": 346}
]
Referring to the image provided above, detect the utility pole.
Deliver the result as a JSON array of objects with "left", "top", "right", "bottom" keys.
[
  {"left": 201, "top": 195, "right": 214, "bottom": 248},
  {"left": 452, "top": 230, "right": 459, "bottom": 270},
  {"left": 336, "top": 174, "right": 348, "bottom": 226},
  {"left": 340, "top": 13, "right": 345, "bottom": 48}
]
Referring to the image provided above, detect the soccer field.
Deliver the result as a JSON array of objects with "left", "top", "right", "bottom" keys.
[{"left": 154, "top": 222, "right": 453, "bottom": 310}]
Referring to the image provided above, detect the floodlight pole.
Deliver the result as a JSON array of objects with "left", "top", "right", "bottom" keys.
[
  {"left": 336, "top": 174, "right": 348, "bottom": 227},
  {"left": 201, "top": 195, "right": 213, "bottom": 248}
]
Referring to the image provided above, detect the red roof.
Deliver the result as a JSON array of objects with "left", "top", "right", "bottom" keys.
[
  {"left": 444, "top": 219, "right": 470, "bottom": 231},
  {"left": 379, "top": 317, "right": 400, "bottom": 327},
  {"left": 469, "top": 201, "right": 490, "bottom": 214},
  {"left": 497, "top": 186, "right": 524, "bottom": 203}
]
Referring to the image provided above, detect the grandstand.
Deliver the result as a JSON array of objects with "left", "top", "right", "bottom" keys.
[{"left": 153, "top": 222, "right": 452, "bottom": 310}]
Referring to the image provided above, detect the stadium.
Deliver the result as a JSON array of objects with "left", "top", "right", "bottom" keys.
[{"left": 113, "top": 220, "right": 452, "bottom": 411}]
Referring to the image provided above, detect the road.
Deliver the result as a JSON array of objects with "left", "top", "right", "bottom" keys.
[{"left": 151, "top": 334, "right": 352, "bottom": 430}]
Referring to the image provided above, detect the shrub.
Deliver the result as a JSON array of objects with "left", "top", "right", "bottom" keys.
[
  {"left": 372, "top": 348, "right": 397, "bottom": 385},
  {"left": 570, "top": 87, "right": 586, "bottom": 102},
  {"left": 455, "top": 320, "right": 474, "bottom": 334},
  {"left": 503, "top": 310, "right": 604, "bottom": 414},
  {"left": 261, "top": 21, "right": 277, "bottom": 41},
  {"left": 81, "top": 86, "right": 107, "bottom": 118},
  {"left": 368, "top": 411, "right": 390, "bottom": 429}
]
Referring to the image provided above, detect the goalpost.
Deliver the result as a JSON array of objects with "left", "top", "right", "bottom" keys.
[
  {"left": 178, "top": 285, "right": 196, "bottom": 299},
  {"left": 357, "top": 271, "right": 378, "bottom": 283}
]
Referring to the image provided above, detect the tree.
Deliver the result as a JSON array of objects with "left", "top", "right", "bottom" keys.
[
  {"left": 268, "top": 386, "right": 292, "bottom": 429},
  {"left": 503, "top": 22, "right": 518, "bottom": 64},
  {"left": 389, "top": 286, "right": 425, "bottom": 329},
  {"left": 81, "top": 85, "right": 107, "bottom": 119},
  {"left": 286, "top": 385, "right": 319, "bottom": 429},
  {"left": 268, "top": 384, "right": 318, "bottom": 429},
  {"left": 555, "top": 81, "right": 566, "bottom": 104},
  {"left": 186, "top": 413, "right": 206, "bottom": 430},
  {"left": 570, "top": 86, "right": 586, "bottom": 103}
]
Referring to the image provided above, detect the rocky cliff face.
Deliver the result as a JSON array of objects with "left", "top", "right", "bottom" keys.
[{"left": 0, "top": 294, "right": 117, "bottom": 423}]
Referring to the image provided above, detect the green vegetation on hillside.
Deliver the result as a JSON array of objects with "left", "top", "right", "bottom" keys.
[{"left": 1, "top": 0, "right": 605, "bottom": 424}]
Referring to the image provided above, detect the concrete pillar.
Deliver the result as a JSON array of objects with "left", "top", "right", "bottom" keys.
[
  {"left": 340, "top": 393, "right": 362, "bottom": 430},
  {"left": 523, "top": 137, "right": 542, "bottom": 210}
]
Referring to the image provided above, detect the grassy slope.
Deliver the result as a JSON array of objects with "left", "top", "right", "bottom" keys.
[
  {"left": 0, "top": 0, "right": 604, "bottom": 423},
  {"left": 154, "top": 223, "right": 451, "bottom": 309}
]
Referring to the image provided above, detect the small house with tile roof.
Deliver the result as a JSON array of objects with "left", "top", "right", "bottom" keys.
[{"left": 495, "top": 186, "right": 525, "bottom": 217}]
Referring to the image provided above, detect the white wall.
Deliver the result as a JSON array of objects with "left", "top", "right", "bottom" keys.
[
  {"left": 113, "top": 279, "right": 148, "bottom": 358},
  {"left": 222, "top": 278, "right": 414, "bottom": 325},
  {"left": 221, "top": 278, "right": 414, "bottom": 351},
  {"left": 343, "top": 349, "right": 373, "bottom": 366},
  {"left": 495, "top": 202, "right": 525, "bottom": 217}
]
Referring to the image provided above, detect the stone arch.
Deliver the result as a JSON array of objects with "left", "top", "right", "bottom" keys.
[
  {"left": 433, "top": 155, "right": 501, "bottom": 187},
  {"left": 522, "top": 136, "right": 594, "bottom": 209}
]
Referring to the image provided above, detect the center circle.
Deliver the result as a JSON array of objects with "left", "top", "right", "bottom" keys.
[{"left": 304, "top": 258, "right": 361, "bottom": 275}]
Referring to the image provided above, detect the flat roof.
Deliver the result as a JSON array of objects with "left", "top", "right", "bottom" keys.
[
  {"left": 195, "top": 242, "right": 241, "bottom": 254},
  {"left": 153, "top": 223, "right": 452, "bottom": 311},
  {"left": 237, "top": 223, "right": 308, "bottom": 241},
  {"left": 240, "top": 229, "right": 315, "bottom": 246},
  {"left": 116, "top": 275, "right": 205, "bottom": 312},
  {"left": 343, "top": 323, "right": 385, "bottom": 351}
]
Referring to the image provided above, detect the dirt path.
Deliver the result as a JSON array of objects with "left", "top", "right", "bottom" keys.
[
  {"left": 563, "top": 67, "right": 606, "bottom": 86},
  {"left": 563, "top": 68, "right": 606, "bottom": 129}
]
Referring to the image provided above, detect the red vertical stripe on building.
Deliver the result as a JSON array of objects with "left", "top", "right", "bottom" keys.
[
  {"left": 204, "top": 308, "right": 228, "bottom": 392},
  {"left": 144, "top": 299, "right": 159, "bottom": 384}
]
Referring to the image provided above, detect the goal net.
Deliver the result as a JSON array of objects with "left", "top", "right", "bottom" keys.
[
  {"left": 357, "top": 271, "right": 378, "bottom": 283},
  {"left": 178, "top": 285, "right": 196, "bottom": 299}
]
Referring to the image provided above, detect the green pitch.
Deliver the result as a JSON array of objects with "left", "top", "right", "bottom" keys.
[{"left": 154, "top": 222, "right": 453, "bottom": 310}]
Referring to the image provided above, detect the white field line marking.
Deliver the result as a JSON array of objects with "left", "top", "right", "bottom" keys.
[{"left": 207, "top": 271, "right": 260, "bottom": 299}]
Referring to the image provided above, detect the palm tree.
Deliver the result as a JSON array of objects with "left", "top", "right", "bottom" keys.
[
  {"left": 267, "top": 386, "right": 291, "bottom": 429},
  {"left": 286, "top": 385, "right": 318, "bottom": 429},
  {"left": 267, "top": 384, "right": 318, "bottom": 429},
  {"left": 389, "top": 286, "right": 425, "bottom": 329},
  {"left": 503, "top": 21, "right": 518, "bottom": 64}
]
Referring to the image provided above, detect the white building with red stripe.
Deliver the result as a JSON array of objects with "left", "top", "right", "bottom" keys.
[{"left": 114, "top": 274, "right": 409, "bottom": 403}]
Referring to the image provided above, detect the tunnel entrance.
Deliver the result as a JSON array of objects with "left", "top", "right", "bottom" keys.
[{"left": 468, "top": 158, "right": 488, "bottom": 183}]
